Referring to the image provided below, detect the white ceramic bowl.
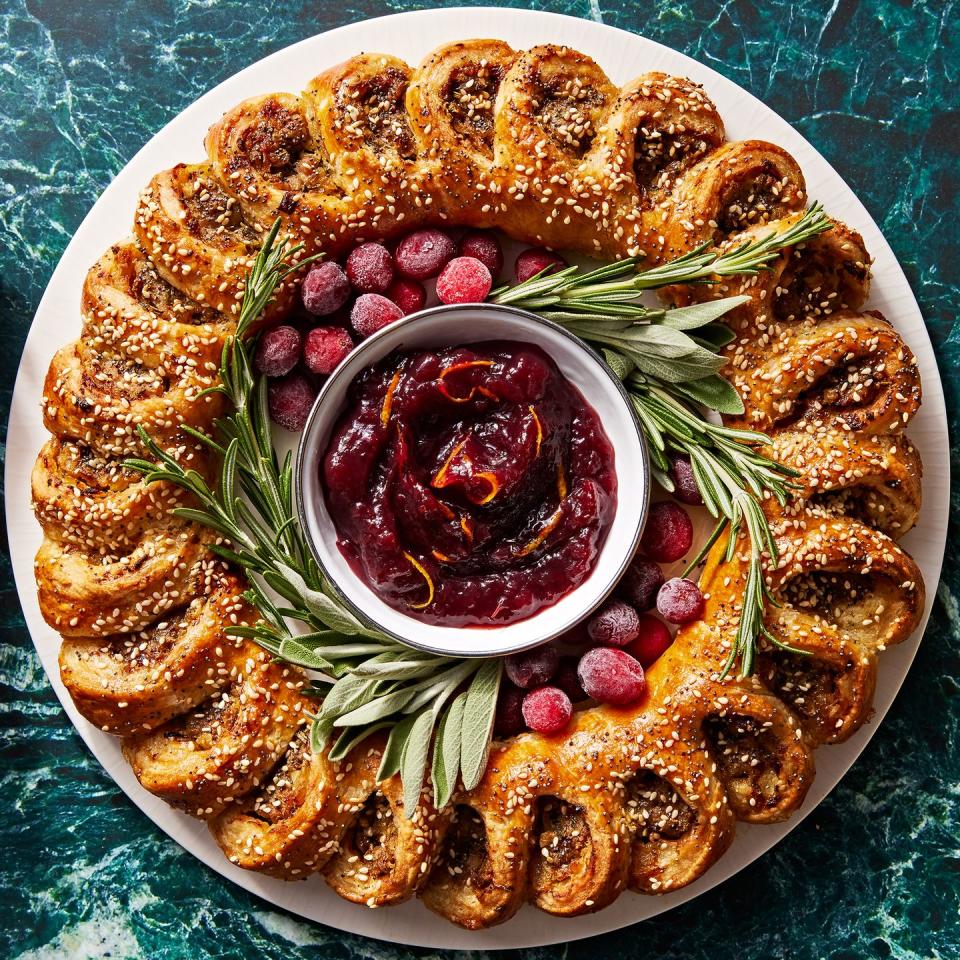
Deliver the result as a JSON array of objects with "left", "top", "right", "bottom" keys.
[{"left": 295, "top": 303, "right": 649, "bottom": 657}]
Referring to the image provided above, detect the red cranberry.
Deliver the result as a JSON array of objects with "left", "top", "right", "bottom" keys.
[
  {"left": 641, "top": 501, "right": 694, "bottom": 563},
  {"left": 345, "top": 242, "right": 394, "bottom": 293},
  {"left": 301, "top": 261, "right": 350, "bottom": 316},
  {"left": 669, "top": 453, "right": 703, "bottom": 505},
  {"left": 617, "top": 558, "right": 665, "bottom": 612},
  {"left": 304, "top": 326, "right": 353, "bottom": 375},
  {"left": 657, "top": 578, "right": 705, "bottom": 624},
  {"left": 586, "top": 599, "right": 641, "bottom": 647},
  {"left": 494, "top": 681, "right": 525, "bottom": 737},
  {"left": 521, "top": 686, "right": 572, "bottom": 734},
  {"left": 457, "top": 230, "right": 503, "bottom": 277},
  {"left": 436, "top": 257, "right": 493, "bottom": 304},
  {"left": 386, "top": 278, "right": 427, "bottom": 315},
  {"left": 625, "top": 614, "right": 673, "bottom": 666},
  {"left": 254, "top": 325, "right": 301, "bottom": 378},
  {"left": 577, "top": 648, "right": 646, "bottom": 706},
  {"left": 394, "top": 228, "right": 455, "bottom": 280},
  {"left": 515, "top": 248, "right": 567, "bottom": 283},
  {"left": 351, "top": 294, "right": 404, "bottom": 338},
  {"left": 267, "top": 374, "right": 316, "bottom": 432},
  {"left": 554, "top": 656, "right": 587, "bottom": 703},
  {"left": 505, "top": 645, "right": 559, "bottom": 689}
]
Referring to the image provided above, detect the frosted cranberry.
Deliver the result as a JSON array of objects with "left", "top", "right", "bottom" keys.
[
  {"left": 586, "top": 599, "right": 640, "bottom": 647},
  {"left": 436, "top": 257, "right": 493, "bottom": 304},
  {"left": 669, "top": 453, "right": 703, "bottom": 505},
  {"left": 626, "top": 614, "right": 673, "bottom": 666},
  {"left": 386, "top": 278, "right": 426, "bottom": 315},
  {"left": 345, "top": 242, "right": 394, "bottom": 293},
  {"left": 457, "top": 230, "right": 503, "bottom": 277},
  {"left": 577, "top": 648, "right": 646, "bottom": 706},
  {"left": 267, "top": 373, "right": 316, "bottom": 432},
  {"left": 394, "top": 228, "right": 455, "bottom": 280},
  {"left": 522, "top": 686, "right": 572, "bottom": 734},
  {"left": 617, "top": 558, "right": 664, "bottom": 612},
  {"left": 494, "top": 681, "right": 525, "bottom": 737},
  {"left": 515, "top": 248, "right": 567, "bottom": 283},
  {"left": 301, "top": 261, "right": 350, "bottom": 316},
  {"left": 254, "top": 325, "right": 301, "bottom": 378},
  {"left": 554, "top": 656, "right": 587, "bottom": 703},
  {"left": 351, "top": 294, "right": 404, "bottom": 338},
  {"left": 304, "top": 326, "right": 353, "bottom": 375},
  {"left": 657, "top": 578, "right": 705, "bottom": 624},
  {"left": 505, "top": 645, "right": 559, "bottom": 689},
  {"left": 641, "top": 501, "right": 694, "bottom": 563}
]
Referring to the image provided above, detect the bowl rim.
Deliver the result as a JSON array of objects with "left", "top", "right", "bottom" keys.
[{"left": 293, "top": 302, "right": 649, "bottom": 657}]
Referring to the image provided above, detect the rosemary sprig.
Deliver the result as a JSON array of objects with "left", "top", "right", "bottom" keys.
[{"left": 125, "top": 221, "right": 501, "bottom": 814}]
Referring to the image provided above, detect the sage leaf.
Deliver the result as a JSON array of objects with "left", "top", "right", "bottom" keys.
[
  {"left": 400, "top": 708, "right": 435, "bottom": 815},
  {"left": 656, "top": 296, "right": 749, "bottom": 330},
  {"left": 329, "top": 721, "right": 390, "bottom": 762},
  {"left": 672, "top": 374, "right": 745, "bottom": 415},
  {"left": 377, "top": 713, "right": 417, "bottom": 781},
  {"left": 310, "top": 714, "right": 333, "bottom": 755},
  {"left": 432, "top": 694, "right": 466, "bottom": 809},
  {"left": 277, "top": 636, "right": 335, "bottom": 672},
  {"left": 459, "top": 659, "right": 502, "bottom": 791}
]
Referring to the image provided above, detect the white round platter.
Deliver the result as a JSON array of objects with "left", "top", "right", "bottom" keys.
[{"left": 4, "top": 6, "right": 948, "bottom": 951}]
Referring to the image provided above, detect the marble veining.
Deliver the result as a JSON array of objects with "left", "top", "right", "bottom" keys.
[{"left": 1, "top": 1, "right": 958, "bottom": 957}]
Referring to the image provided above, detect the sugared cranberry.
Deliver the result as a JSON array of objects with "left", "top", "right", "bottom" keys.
[
  {"left": 494, "top": 681, "right": 525, "bottom": 737},
  {"left": 301, "top": 261, "right": 351, "bottom": 316},
  {"left": 554, "top": 656, "right": 587, "bottom": 703},
  {"left": 522, "top": 686, "right": 572, "bottom": 734},
  {"left": 515, "top": 248, "right": 567, "bottom": 283},
  {"left": 505, "top": 645, "right": 559, "bottom": 689},
  {"left": 641, "top": 501, "right": 694, "bottom": 563},
  {"left": 657, "top": 578, "right": 705, "bottom": 624},
  {"left": 254, "top": 325, "right": 301, "bottom": 378},
  {"left": 626, "top": 614, "right": 673, "bottom": 666},
  {"left": 345, "top": 242, "right": 394, "bottom": 293},
  {"left": 436, "top": 257, "right": 493, "bottom": 304},
  {"left": 304, "top": 326, "right": 353, "bottom": 375},
  {"left": 586, "top": 599, "right": 640, "bottom": 647},
  {"left": 386, "top": 278, "right": 427, "bottom": 315},
  {"left": 577, "top": 648, "right": 646, "bottom": 706},
  {"left": 457, "top": 230, "right": 504, "bottom": 277},
  {"left": 394, "top": 228, "right": 455, "bottom": 280},
  {"left": 267, "top": 373, "right": 316, "bottom": 432},
  {"left": 351, "top": 294, "right": 404, "bottom": 338},
  {"left": 617, "top": 558, "right": 665, "bottom": 612},
  {"left": 669, "top": 453, "right": 703, "bottom": 506}
]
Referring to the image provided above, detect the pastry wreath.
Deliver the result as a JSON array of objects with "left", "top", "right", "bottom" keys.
[{"left": 32, "top": 39, "right": 924, "bottom": 929}]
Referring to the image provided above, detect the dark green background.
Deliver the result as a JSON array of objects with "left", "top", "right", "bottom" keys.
[{"left": 1, "top": 2, "right": 957, "bottom": 957}]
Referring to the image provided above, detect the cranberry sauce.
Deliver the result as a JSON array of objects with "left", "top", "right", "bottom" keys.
[{"left": 322, "top": 342, "right": 617, "bottom": 626}]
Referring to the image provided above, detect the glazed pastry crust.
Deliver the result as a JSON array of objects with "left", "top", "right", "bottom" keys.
[{"left": 32, "top": 39, "right": 924, "bottom": 929}]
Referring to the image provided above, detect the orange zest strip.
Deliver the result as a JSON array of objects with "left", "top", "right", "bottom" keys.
[
  {"left": 516, "top": 507, "right": 563, "bottom": 557},
  {"left": 438, "top": 359, "right": 496, "bottom": 403},
  {"left": 529, "top": 405, "right": 543, "bottom": 457},
  {"left": 432, "top": 549, "right": 451, "bottom": 563},
  {"left": 460, "top": 516, "right": 474, "bottom": 544},
  {"left": 431, "top": 439, "right": 467, "bottom": 488},
  {"left": 403, "top": 552, "right": 435, "bottom": 610},
  {"left": 473, "top": 471, "right": 500, "bottom": 505},
  {"left": 556, "top": 462, "right": 568, "bottom": 499},
  {"left": 380, "top": 371, "right": 402, "bottom": 427}
]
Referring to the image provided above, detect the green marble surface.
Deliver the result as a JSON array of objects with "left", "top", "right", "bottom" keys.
[{"left": 1, "top": 1, "right": 958, "bottom": 957}]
